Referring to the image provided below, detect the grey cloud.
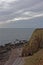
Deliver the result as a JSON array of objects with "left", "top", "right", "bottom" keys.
[
  {"left": 0, "top": 17, "right": 43, "bottom": 28},
  {"left": 0, "top": 0, "right": 43, "bottom": 28}
]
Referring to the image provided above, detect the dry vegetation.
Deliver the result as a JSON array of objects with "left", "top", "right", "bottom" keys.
[{"left": 24, "top": 49, "right": 43, "bottom": 65}]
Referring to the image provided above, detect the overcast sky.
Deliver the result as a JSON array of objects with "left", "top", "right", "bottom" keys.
[{"left": 0, "top": 0, "right": 43, "bottom": 28}]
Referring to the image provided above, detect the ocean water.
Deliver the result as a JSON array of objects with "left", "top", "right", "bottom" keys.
[{"left": 0, "top": 28, "right": 34, "bottom": 45}]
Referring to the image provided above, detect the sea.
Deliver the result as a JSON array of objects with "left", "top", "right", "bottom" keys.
[{"left": 0, "top": 28, "right": 34, "bottom": 45}]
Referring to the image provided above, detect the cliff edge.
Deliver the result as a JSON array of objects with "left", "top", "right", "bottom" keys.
[{"left": 22, "top": 28, "right": 43, "bottom": 56}]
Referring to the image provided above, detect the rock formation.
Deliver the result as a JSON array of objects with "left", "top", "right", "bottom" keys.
[
  {"left": 22, "top": 28, "right": 43, "bottom": 57},
  {"left": 0, "top": 45, "right": 11, "bottom": 65},
  {"left": 0, "top": 41, "right": 25, "bottom": 65}
]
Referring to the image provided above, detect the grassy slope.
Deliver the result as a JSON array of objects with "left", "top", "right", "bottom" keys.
[{"left": 24, "top": 49, "right": 43, "bottom": 65}]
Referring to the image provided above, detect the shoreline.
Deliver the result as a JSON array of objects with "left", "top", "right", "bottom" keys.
[{"left": 0, "top": 40, "right": 27, "bottom": 65}]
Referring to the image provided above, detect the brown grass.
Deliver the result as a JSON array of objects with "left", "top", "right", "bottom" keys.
[{"left": 24, "top": 49, "right": 43, "bottom": 65}]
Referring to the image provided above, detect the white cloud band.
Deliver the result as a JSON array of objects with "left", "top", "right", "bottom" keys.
[{"left": 0, "top": 12, "right": 43, "bottom": 24}]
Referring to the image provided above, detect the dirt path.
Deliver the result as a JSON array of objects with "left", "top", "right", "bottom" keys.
[
  {"left": 4, "top": 48, "right": 24, "bottom": 65},
  {"left": 12, "top": 57, "right": 24, "bottom": 65}
]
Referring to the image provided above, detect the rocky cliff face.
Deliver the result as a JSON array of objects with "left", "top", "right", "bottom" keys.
[{"left": 22, "top": 28, "right": 43, "bottom": 57}]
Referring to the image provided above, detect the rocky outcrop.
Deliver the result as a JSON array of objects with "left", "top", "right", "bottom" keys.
[
  {"left": 0, "top": 43, "right": 13, "bottom": 65},
  {"left": 22, "top": 44, "right": 33, "bottom": 57},
  {"left": 0, "top": 41, "right": 26, "bottom": 65},
  {"left": 22, "top": 28, "right": 43, "bottom": 57}
]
